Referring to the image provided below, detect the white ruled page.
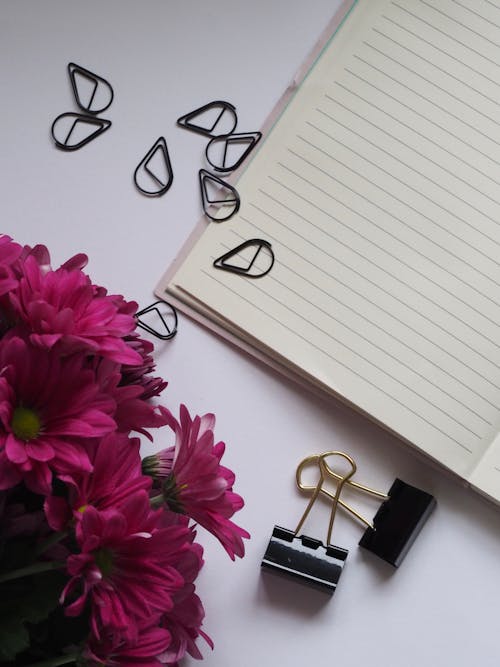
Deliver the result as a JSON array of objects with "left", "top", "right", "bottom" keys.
[{"left": 167, "top": 0, "right": 500, "bottom": 486}]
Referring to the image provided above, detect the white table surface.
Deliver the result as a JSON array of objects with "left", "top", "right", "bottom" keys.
[{"left": 3, "top": 1, "right": 500, "bottom": 665}]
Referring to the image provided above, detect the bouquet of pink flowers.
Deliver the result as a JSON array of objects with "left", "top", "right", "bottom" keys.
[{"left": 0, "top": 235, "right": 249, "bottom": 666}]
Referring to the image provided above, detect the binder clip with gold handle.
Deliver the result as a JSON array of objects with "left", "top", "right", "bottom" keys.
[
  {"left": 297, "top": 452, "right": 436, "bottom": 568},
  {"left": 261, "top": 452, "right": 355, "bottom": 595}
]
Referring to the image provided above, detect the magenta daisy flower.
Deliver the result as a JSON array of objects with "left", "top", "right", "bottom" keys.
[
  {"left": 92, "top": 357, "right": 168, "bottom": 439},
  {"left": 45, "top": 433, "right": 152, "bottom": 531},
  {"left": 143, "top": 405, "right": 250, "bottom": 560},
  {"left": 61, "top": 491, "right": 192, "bottom": 641},
  {"left": 0, "top": 234, "right": 22, "bottom": 299},
  {"left": 9, "top": 254, "right": 142, "bottom": 364},
  {"left": 85, "top": 623, "right": 171, "bottom": 667},
  {"left": 159, "top": 540, "right": 213, "bottom": 665},
  {"left": 120, "top": 332, "right": 168, "bottom": 400},
  {"left": 0, "top": 336, "right": 116, "bottom": 494}
]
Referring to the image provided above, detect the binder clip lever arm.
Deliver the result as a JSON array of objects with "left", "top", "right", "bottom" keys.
[{"left": 296, "top": 452, "right": 436, "bottom": 567}]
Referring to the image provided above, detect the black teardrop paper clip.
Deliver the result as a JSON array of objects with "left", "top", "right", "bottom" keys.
[
  {"left": 51, "top": 113, "right": 112, "bottom": 151},
  {"left": 213, "top": 239, "right": 274, "bottom": 278},
  {"left": 199, "top": 169, "right": 240, "bottom": 222},
  {"left": 205, "top": 132, "right": 262, "bottom": 173},
  {"left": 133, "top": 137, "right": 174, "bottom": 197},
  {"left": 177, "top": 101, "right": 237, "bottom": 138},
  {"left": 68, "top": 62, "right": 114, "bottom": 114},
  {"left": 135, "top": 300, "right": 178, "bottom": 340}
]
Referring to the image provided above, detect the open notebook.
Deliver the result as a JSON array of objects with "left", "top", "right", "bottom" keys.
[{"left": 156, "top": 0, "right": 500, "bottom": 504}]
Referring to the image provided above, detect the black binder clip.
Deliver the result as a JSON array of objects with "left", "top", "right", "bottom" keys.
[
  {"left": 358, "top": 478, "right": 436, "bottom": 567},
  {"left": 135, "top": 300, "right": 178, "bottom": 340},
  {"left": 297, "top": 453, "right": 436, "bottom": 568},
  {"left": 261, "top": 452, "right": 353, "bottom": 595}
]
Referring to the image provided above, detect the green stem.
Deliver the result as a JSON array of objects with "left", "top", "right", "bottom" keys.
[
  {"left": 149, "top": 493, "right": 165, "bottom": 508},
  {"left": 35, "top": 530, "right": 69, "bottom": 556},
  {"left": 0, "top": 559, "right": 64, "bottom": 584},
  {"left": 25, "top": 652, "right": 79, "bottom": 667}
]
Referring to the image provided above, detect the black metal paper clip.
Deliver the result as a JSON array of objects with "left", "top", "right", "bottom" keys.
[
  {"left": 261, "top": 452, "right": 353, "bottom": 595},
  {"left": 135, "top": 300, "right": 178, "bottom": 340},
  {"left": 68, "top": 62, "right": 114, "bottom": 115},
  {"left": 205, "top": 131, "right": 262, "bottom": 173},
  {"left": 177, "top": 101, "right": 237, "bottom": 138},
  {"left": 133, "top": 137, "right": 174, "bottom": 197},
  {"left": 297, "top": 452, "right": 436, "bottom": 568},
  {"left": 213, "top": 239, "right": 274, "bottom": 278},
  {"left": 51, "top": 113, "right": 112, "bottom": 151},
  {"left": 199, "top": 169, "right": 240, "bottom": 222}
]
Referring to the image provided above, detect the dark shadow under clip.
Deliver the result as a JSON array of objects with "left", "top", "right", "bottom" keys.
[
  {"left": 297, "top": 452, "right": 436, "bottom": 568},
  {"left": 261, "top": 452, "right": 353, "bottom": 595},
  {"left": 135, "top": 300, "right": 178, "bottom": 340}
]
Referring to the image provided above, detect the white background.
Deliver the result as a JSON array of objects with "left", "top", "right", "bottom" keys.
[{"left": 2, "top": 1, "right": 500, "bottom": 665}]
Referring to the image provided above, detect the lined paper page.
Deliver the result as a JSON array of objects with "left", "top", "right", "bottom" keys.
[{"left": 167, "top": 0, "right": 500, "bottom": 484}]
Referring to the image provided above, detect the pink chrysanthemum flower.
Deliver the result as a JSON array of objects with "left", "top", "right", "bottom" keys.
[
  {"left": 120, "top": 333, "right": 168, "bottom": 400},
  {"left": 45, "top": 433, "right": 152, "bottom": 532},
  {"left": 85, "top": 623, "right": 171, "bottom": 667},
  {"left": 159, "top": 540, "right": 213, "bottom": 665},
  {"left": 0, "top": 336, "right": 116, "bottom": 494},
  {"left": 9, "top": 254, "right": 142, "bottom": 364},
  {"left": 0, "top": 235, "right": 22, "bottom": 298},
  {"left": 93, "top": 358, "right": 168, "bottom": 440},
  {"left": 12, "top": 242, "right": 86, "bottom": 278},
  {"left": 61, "top": 491, "right": 192, "bottom": 641},
  {"left": 143, "top": 405, "right": 250, "bottom": 560}
]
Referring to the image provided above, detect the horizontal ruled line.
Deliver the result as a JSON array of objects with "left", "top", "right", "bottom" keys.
[
  {"left": 381, "top": 14, "right": 500, "bottom": 90},
  {"left": 301, "top": 122, "right": 500, "bottom": 250},
  {"left": 201, "top": 258, "right": 472, "bottom": 453},
  {"left": 278, "top": 151, "right": 500, "bottom": 370},
  {"left": 239, "top": 207, "right": 493, "bottom": 425},
  {"left": 450, "top": 0, "right": 500, "bottom": 28},
  {"left": 226, "top": 228, "right": 486, "bottom": 438},
  {"left": 309, "top": 111, "right": 500, "bottom": 248},
  {"left": 372, "top": 27, "right": 500, "bottom": 107},
  {"left": 362, "top": 39, "right": 500, "bottom": 128},
  {"left": 351, "top": 55, "right": 500, "bottom": 152},
  {"left": 258, "top": 182, "right": 500, "bottom": 403},
  {"left": 292, "top": 119, "right": 500, "bottom": 328},
  {"left": 418, "top": 0, "right": 500, "bottom": 50},
  {"left": 330, "top": 80, "right": 500, "bottom": 186},
  {"left": 391, "top": 1, "right": 500, "bottom": 70},
  {"left": 289, "top": 125, "right": 500, "bottom": 271}
]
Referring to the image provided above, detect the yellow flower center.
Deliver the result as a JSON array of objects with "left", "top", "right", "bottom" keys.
[{"left": 11, "top": 407, "right": 41, "bottom": 441}]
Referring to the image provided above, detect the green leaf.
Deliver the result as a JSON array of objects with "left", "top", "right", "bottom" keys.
[
  {"left": 0, "top": 615, "right": 29, "bottom": 660},
  {"left": 0, "top": 570, "right": 66, "bottom": 660},
  {"left": 25, "top": 570, "right": 65, "bottom": 623}
]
